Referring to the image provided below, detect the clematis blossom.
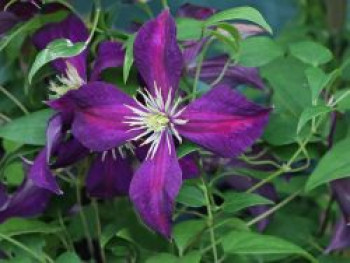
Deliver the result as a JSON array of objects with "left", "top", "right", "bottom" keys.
[
  {"left": 50, "top": 10, "right": 270, "bottom": 237},
  {"left": 28, "top": 13, "right": 132, "bottom": 198}
]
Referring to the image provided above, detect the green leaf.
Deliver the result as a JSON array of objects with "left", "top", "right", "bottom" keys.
[
  {"left": 176, "top": 142, "right": 200, "bottom": 158},
  {"left": 176, "top": 182, "right": 206, "bottom": 207},
  {"left": 176, "top": 18, "right": 204, "bottom": 41},
  {"left": 0, "top": 109, "right": 54, "bottom": 145},
  {"left": 334, "top": 89, "right": 350, "bottom": 112},
  {"left": 205, "top": 6, "right": 272, "bottom": 34},
  {"left": 290, "top": 41, "right": 333, "bottom": 66},
  {"left": 222, "top": 192, "right": 274, "bottom": 213},
  {"left": 28, "top": 38, "right": 85, "bottom": 84},
  {"left": 146, "top": 253, "right": 177, "bottom": 263},
  {"left": 123, "top": 34, "right": 135, "bottom": 84},
  {"left": 56, "top": 252, "right": 81, "bottom": 263},
  {"left": 0, "top": 218, "right": 61, "bottom": 237},
  {"left": 4, "top": 162, "right": 24, "bottom": 186},
  {"left": 222, "top": 231, "right": 316, "bottom": 262},
  {"left": 306, "top": 138, "right": 350, "bottom": 191},
  {"left": 297, "top": 105, "right": 331, "bottom": 134},
  {"left": 238, "top": 37, "right": 283, "bottom": 67},
  {"left": 173, "top": 220, "right": 205, "bottom": 255}
]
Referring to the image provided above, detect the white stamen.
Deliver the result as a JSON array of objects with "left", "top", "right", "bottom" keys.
[{"left": 124, "top": 85, "right": 188, "bottom": 159}]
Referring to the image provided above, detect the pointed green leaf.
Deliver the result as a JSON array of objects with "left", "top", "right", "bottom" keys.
[
  {"left": 123, "top": 34, "right": 135, "bottom": 84},
  {"left": 222, "top": 192, "right": 274, "bottom": 213},
  {"left": 297, "top": 105, "right": 331, "bottom": 134}
]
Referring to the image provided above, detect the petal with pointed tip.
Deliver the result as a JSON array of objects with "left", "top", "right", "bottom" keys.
[
  {"left": 46, "top": 113, "right": 63, "bottom": 163},
  {"left": 177, "top": 85, "right": 270, "bottom": 157},
  {"left": 134, "top": 9, "right": 183, "bottom": 99},
  {"left": 130, "top": 134, "right": 182, "bottom": 238}
]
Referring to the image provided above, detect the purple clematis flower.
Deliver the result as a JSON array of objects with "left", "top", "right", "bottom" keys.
[
  {"left": 51, "top": 10, "right": 270, "bottom": 237},
  {"left": 29, "top": 14, "right": 132, "bottom": 198}
]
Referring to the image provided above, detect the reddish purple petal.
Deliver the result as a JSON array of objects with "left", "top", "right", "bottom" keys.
[
  {"left": 179, "top": 154, "right": 199, "bottom": 179},
  {"left": 325, "top": 217, "right": 350, "bottom": 253},
  {"left": 90, "top": 41, "right": 125, "bottom": 81},
  {"left": 177, "top": 85, "right": 270, "bottom": 157},
  {"left": 28, "top": 148, "right": 62, "bottom": 195},
  {"left": 46, "top": 113, "right": 63, "bottom": 163},
  {"left": 0, "top": 177, "right": 52, "bottom": 223},
  {"left": 86, "top": 152, "right": 133, "bottom": 199},
  {"left": 130, "top": 134, "right": 182, "bottom": 237},
  {"left": 134, "top": 9, "right": 183, "bottom": 99},
  {"left": 32, "top": 14, "right": 88, "bottom": 79},
  {"left": 50, "top": 82, "right": 139, "bottom": 151},
  {"left": 176, "top": 3, "right": 215, "bottom": 20},
  {"left": 188, "top": 55, "right": 265, "bottom": 90},
  {"left": 51, "top": 137, "right": 89, "bottom": 168}
]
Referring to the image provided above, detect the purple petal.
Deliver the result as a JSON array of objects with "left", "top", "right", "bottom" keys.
[
  {"left": 134, "top": 9, "right": 183, "bottom": 100},
  {"left": 4, "top": 1, "right": 39, "bottom": 20},
  {"left": 86, "top": 152, "right": 133, "bottom": 199},
  {"left": 51, "top": 137, "right": 89, "bottom": 168},
  {"left": 177, "top": 85, "right": 270, "bottom": 157},
  {"left": 130, "top": 134, "right": 182, "bottom": 237},
  {"left": 182, "top": 39, "right": 207, "bottom": 67},
  {"left": 28, "top": 148, "right": 62, "bottom": 194},
  {"left": 232, "top": 23, "right": 267, "bottom": 38},
  {"left": 32, "top": 14, "right": 88, "bottom": 79},
  {"left": 188, "top": 55, "right": 265, "bottom": 90},
  {"left": 179, "top": 154, "right": 199, "bottom": 180},
  {"left": 49, "top": 82, "right": 139, "bottom": 151},
  {"left": 331, "top": 178, "right": 350, "bottom": 222},
  {"left": 46, "top": 113, "right": 63, "bottom": 163},
  {"left": 176, "top": 3, "right": 215, "bottom": 20},
  {"left": 90, "top": 41, "right": 125, "bottom": 81},
  {"left": 325, "top": 217, "right": 350, "bottom": 253},
  {"left": 0, "top": 11, "right": 20, "bottom": 34},
  {"left": 0, "top": 177, "right": 52, "bottom": 223}
]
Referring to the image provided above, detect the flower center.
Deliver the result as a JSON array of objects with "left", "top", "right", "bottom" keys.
[
  {"left": 124, "top": 85, "right": 188, "bottom": 159},
  {"left": 145, "top": 113, "right": 169, "bottom": 132},
  {"left": 49, "top": 62, "right": 85, "bottom": 98}
]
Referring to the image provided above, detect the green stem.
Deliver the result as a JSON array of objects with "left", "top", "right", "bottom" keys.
[
  {"left": 192, "top": 37, "right": 213, "bottom": 101},
  {"left": 209, "top": 58, "right": 232, "bottom": 87},
  {"left": 85, "top": 1, "right": 101, "bottom": 47},
  {"left": 161, "top": 0, "right": 169, "bottom": 8},
  {"left": 246, "top": 190, "right": 302, "bottom": 227},
  {"left": 92, "top": 199, "right": 106, "bottom": 263},
  {"left": 201, "top": 177, "right": 219, "bottom": 263},
  {"left": 0, "top": 233, "right": 52, "bottom": 263},
  {"left": 0, "top": 86, "right": 29, "bottom": 115},
  {"left": 0, "top": 112, "right": 11, "bottom": 122}
]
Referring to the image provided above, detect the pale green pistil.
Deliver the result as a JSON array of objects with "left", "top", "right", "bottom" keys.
[{"left": 145, "top": 113, "right": 169, "bottom": 132}]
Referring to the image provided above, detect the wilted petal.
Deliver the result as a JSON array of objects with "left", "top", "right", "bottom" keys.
[
  {"left": 28, "top": 148, "right": 62, "bottom": 194},
  {"left": 90, "top": 41, "right": 125, "bottom": 81},
  {"left": 325, "top": 217, "right": 350, "bottom": 253},
  {"left": 50, "top": 82, "right": 139, "bottom": 151},
  {"left": 52, "top": 137, "right": 89, "bottom": 168},
  {"left": 177, "top": 85, "right": 270, "bottom": 157},
  {"left": 46, "top": 113, "right": 63, "bottom": 163},
  {"left": 331, "top": 178, "right": 350, "bottom": 222},
  {"left": 130, "top": 134, "right": 182, "bottom": 237},
  {"left": 134, "top": 9, "right": 183, "bottom": 99},
  {"left": 0, "top": 177, "right": 52, "bottom": 223},
  {"left": 177, "top": 3, "right": 215, "bottom": 20},
  {"left": 188, "top": 55, "right": 265, "bottom": 90},
  {"left": 86, "top": 152, "right": 133, "bottom": 199},
  {"left": 32, "top": 14, "right": 88, "bottom": 78}
]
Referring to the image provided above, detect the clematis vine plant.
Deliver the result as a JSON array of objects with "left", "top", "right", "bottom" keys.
[{"left": 1, "top": 1, "right": 349, "bottom": 262}]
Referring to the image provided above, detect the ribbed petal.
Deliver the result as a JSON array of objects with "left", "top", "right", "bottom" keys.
[
  {"left": 46, "top": 113, "right": 63, "bottom": 163},
  {"left": 49, "top": 82, "right": 139, "bottom": 151},
  {"left": 51, "top": 137, "right": 89, "bottom": 168},
  {"left": 86, "top": 152, "right": 133, "bottom": 199},
  {"left": 32, "top": 14, "right": 88, "bottom": 79},
  {"left": 176, "top": 3, "right": 215, "bottom": 20},
  {"left": 28, "top": 148, "right": 62, "bottom": 194},
  {"left": 177, "top": 85, "right": 270, "bottom": 157},
  {"left": 325, "top": 217, "right": 350, "bottom": 253},
  {"left": 188, "top": 55, "right": 265, "bottom": 90},
  {"left": 0, "top": 177, "right": 52, "bottom": 223},
  {"left": 90, "top": 41, "right": 125, "bottom": 81},
  {"left": 130, "top": 133, "right": 182, "bottom": 238},
  {"left": 134, "top": 9, "right": 183, "bottom": 100}
]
